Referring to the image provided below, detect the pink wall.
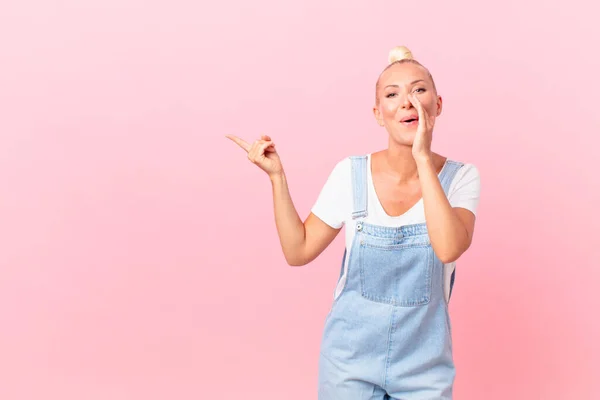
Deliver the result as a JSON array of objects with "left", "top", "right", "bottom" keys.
[{"left": 1, "top": 0, "right": 598, "bottom": 398}]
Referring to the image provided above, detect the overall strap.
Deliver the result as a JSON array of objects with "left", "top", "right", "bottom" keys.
[
  {"left": 350, "top": 155, "right": 368, "bottom": 219},
  {"left": 439, "top": 160, "right": 464, "bottom": 196}
]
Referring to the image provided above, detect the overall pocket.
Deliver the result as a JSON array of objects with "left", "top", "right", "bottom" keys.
[{"left": 358, "top": 232, "right": 433, "bottom": 307}]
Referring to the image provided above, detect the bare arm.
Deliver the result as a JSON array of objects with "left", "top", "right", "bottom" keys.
[
  {"left": 227, "top": 134, "right": 341, "bottom": 266},
  {"left": 408, "top": 93, "right": 477, "bottom": 263},
  {"left": 270, "top": 172, "right": 341, "bottom": 266},
  {"left": 417, "top": 158, "right": 476, "bottom": 263}
]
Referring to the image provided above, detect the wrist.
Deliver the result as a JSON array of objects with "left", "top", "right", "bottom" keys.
[
  {"left": 414, "top": 154, "right": 434, "bottom": 168},
  {"left": 269, "top": 170, "right": 286, "bottom": 184}
]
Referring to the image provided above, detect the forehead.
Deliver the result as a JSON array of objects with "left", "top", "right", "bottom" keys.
[{"left": 378, "top": 62, "right": 430, "bottom": 87}]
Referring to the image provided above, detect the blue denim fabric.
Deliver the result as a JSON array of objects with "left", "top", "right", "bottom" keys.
[{"left": 318, "top": 156, "right": 464, "bottom": 400}]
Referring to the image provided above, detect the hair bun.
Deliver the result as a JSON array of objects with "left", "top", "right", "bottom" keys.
[{"left": 388, "top": 46, "right": 414, "bottom": 64}]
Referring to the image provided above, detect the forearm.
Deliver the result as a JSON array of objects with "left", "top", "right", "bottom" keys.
[
  {"left": 417, "top": 158, "right": 470, "bottom": 263},
  {"left": 269, "top": 172, "right": 307, "bottom": 265}
]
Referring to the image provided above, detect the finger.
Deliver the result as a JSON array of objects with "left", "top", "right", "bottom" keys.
[
  {"left": 429, "top": 115, "right": 436, "bottom": 130},
  {"left": 248, "top": 140, "right": 261, "bottom": 162},
  {"left": 421, "top": 106, "right": 431, "bottom": 130},
  {"left": 225, "top": 135, "right": 251, "bottom": 152},
  {"left": 257, "top": 140, "right": 275, "bottom": 161},
  {"left": 249, "top": 140, "right": 274, "bottom": 163},
  {"left": 411, "top": 95, "right": 432, "bottom": 133},
  {"left": 257, "top": 140, "right": 274, "bottom": 157},
  {"left": 409, "top": 95, "right": 426, "bottom": 124},
  {"left": 259, "top": 136, "right": 275, "bottom": 148}
]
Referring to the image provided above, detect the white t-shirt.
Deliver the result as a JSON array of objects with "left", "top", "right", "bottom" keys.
[{"left": 311, "top": 153, "right": 481, "bottom": 303}]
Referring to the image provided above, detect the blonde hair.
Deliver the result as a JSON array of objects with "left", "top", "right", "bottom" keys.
[
  {"left": 375, "top": 46, "right": 437, "bottom": 105},
  {"left": 388, "top": 45, "right": 414, "bottom": 64}
]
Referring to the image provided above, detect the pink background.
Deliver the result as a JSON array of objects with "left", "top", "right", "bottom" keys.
[{"left": 1, "top": 0, "right": 599, "bottom": 399}]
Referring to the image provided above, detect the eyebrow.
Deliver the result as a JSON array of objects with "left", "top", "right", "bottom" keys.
[{"left": 384, "top": 80, "right": 425, "bottom": 89}]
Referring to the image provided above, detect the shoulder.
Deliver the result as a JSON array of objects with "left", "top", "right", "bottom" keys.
[
  {"left": 446, "top": 161, "right": 481, "bottom": 199},
  {"left": 435, "top": 153, "right": 480, "bottom": 185},
  {"left": 317, "top": 156, "right": 353, "bottom": 190},
  {"left": 328, "top": 154, "right": 366, "bottom": 177},
  {"left": 328, "top": 156, "right": 352, "bottom": 177},
  {"left": 451, "top": 162, "right": 480, "bottom": 185},
  {"left": 322, "top": 153, "right": 373, "bottom": 189}
]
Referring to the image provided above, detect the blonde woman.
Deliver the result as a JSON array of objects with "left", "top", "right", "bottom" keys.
[{"left": 227, "top": 46, "right": 481, "bottom": 399}]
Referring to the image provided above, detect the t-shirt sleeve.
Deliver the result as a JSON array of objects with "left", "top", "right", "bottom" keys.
[
  {"left": 448, "top": 164, "right": 481, "bottom": 216},
  {"left": 310, "top": 158, "right": 351, "bottom": 229}
]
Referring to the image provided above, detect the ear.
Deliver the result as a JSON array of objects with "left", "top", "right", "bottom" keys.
[
  {"left": 436, "top": 95, "right": 443, "bottom": 117},
  {"left": 373, "top": 106, "right": 384, "bottom": 126}
]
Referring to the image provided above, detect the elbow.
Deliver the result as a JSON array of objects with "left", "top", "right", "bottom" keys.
[
  {"left": 435, "top": 228, "right": 474, "bottom": 264},
  {"left": 283, "top": 243, "right": 313, "bottom": 267},
  {"left": 438, "top": 253, "right": 460, "bottom": 264},
  {"left": 285, "top": 254, "right": 308, "bottom": 267},
  {"left": 437, "top": 244, "right": 471, "bottom": 264}
]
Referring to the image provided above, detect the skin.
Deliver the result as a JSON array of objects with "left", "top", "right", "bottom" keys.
[{"left": 226, "top": 62, "right": 476, "bottom": 266}]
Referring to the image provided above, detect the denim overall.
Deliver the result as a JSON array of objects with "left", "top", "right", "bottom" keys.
[{"left": 318, "top": 155, "right": 464, "bottom": 400}]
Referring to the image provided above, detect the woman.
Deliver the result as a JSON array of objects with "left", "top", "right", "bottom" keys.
[{"left": 227, "top": 46, "right": 480, "bottom": 400}]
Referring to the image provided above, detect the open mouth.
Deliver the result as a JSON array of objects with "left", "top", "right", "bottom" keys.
[
  {"left": 401, "top": 116, "right": 419, "bottom": 124},
  {"left": 400, "top": 114, "right": 419, "bottom": 124}
]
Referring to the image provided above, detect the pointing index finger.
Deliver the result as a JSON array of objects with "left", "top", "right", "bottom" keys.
[{"left": 225, "top": 135, "right": 251, "bottom": 152}]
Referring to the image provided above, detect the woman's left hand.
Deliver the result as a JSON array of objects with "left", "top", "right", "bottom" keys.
[{"left": 409, "top": 94, "right": 435, "bottom": 162}]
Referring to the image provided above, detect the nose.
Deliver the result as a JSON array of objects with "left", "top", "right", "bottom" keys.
[{"left": 400, "top": 93, "right": 413, "bottom": 109}]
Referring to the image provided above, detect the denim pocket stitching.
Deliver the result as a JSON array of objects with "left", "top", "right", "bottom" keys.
[{"left": 359, "top": 241, "right": 433, "bottom": 307}]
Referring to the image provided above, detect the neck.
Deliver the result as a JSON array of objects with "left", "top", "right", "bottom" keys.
[{"left": 381, "top": 140, "right": 419, "bottom": 182}]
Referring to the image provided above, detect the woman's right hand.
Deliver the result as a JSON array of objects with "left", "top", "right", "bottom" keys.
[
  {"left": 226, "top": 133, "right": 341, "bottom": 266},
  {"left": 226, "top": 134, "right": 283, "bottom": 178}
]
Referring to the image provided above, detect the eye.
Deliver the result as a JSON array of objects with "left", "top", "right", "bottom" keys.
[
  {"left": 414, "top": 88, "right": 426, "bottom": 93},
  {"left": 386, "top": 93, "right": 397, "bottom": 98}
]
